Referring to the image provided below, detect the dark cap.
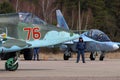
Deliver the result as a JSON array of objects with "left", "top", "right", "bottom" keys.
[
  {"left": 79, "top": 37, "right": 83, "bottom": 42},
  {"left": 79, "top": 37, "right": 82, "bottom": 39}
]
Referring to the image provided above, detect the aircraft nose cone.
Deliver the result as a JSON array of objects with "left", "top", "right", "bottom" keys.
[{"left": 113, "top": 44, "right": 119, "bottom": 50}]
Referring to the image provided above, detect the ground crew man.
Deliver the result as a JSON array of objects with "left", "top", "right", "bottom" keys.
[
  {"left": 76, "top": 37, "right": 86, "bottom": 63},
  {"left": 33, "top": 47, "right": 40, "bottom": 61}
]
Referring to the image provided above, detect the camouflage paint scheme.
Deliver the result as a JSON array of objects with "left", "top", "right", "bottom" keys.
[{"left": 0, "top": 12, "right": 79, "bottom": 53}]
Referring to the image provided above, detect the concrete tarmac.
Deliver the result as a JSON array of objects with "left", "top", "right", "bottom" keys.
[{"left": 0, "top": 58, "right": 120, "bottom": 80}]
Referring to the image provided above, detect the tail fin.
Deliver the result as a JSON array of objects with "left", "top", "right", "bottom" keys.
[{"left": 56, "top": 10, "right": 69, "bottom": 30}]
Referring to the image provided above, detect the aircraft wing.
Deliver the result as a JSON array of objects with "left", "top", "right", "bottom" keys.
[
  {"left": 1, "top": 38, "right": 31, "bottom": 48},
  {"left": 64, "top": 33, "right": 95, "bottom": 44}
]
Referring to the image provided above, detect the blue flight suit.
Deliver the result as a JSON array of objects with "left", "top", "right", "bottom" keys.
[
  {"left": 76, "top": 40, "right": 86, "bottom": 63},
  {"left": 33, "top": 48, "right": 40, "bottom": 61}
]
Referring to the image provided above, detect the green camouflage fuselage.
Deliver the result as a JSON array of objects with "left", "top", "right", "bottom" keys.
[{"left": 0, "top": 12, "right": 79, "bottom": 53}]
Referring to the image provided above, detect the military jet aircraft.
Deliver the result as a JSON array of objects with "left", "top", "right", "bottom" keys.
[
  {"left": 56, "top": 9, "right": 120, "bottom": 61},
  {"left": 0, "top": 12, "right": 79, "bottom": 71}
]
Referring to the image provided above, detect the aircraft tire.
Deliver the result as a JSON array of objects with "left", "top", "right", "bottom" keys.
[
  {"left": 64, "top": 54, "right": 69, "bottom": 60},
  {"left": 23, "top": 49, "right": 33, "bottom": 60},
  {"left": 90, "top": 56, "right": 95, "bottom": 60},
  {"left": 90, "top": 52, "right": 95, "bottom": 61},
  {"left": 99, "top": 56, "right": 104, "bottom": 61},
  {"left": 99, "top": 52, "right": 105, "bottom": 61},
  {"left": 5, "top": 58, "right": 18, "bottom": 71}
]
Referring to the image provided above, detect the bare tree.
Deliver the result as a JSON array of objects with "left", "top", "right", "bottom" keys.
[
  {"left": 39, "top": 0, "right": 58, "bottom": 23},
  {"left": 78, "top": 0, "right": 81, "bottom": 31},
  {"left": 16, "top": 0, "right": 19, "bottom": 12}
]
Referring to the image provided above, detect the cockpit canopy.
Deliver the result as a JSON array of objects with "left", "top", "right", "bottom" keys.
[
  {"left": 18, "top": 12, "right": 47, "bottom": 25},
  {"left": 86, "top": 29, "right": 111, "bottom": 42}
]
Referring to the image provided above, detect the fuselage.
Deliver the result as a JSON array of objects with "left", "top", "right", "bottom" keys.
[
  {"left": 0, "top": 12, "right": 79, "bottom": 53},
  {"left": 86, "top": 41, "right": 118, "bottom": 52},
  {"left": 63, "top": 29, "right": 119, "bottom": 52}
]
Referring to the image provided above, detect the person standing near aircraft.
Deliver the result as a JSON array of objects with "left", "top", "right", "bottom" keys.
[
  {"left": 33, "top": 47, "right": 40, "bottom": 61},
  {"left": 76, "top": 37, "right": 86, "bottom": 63}
]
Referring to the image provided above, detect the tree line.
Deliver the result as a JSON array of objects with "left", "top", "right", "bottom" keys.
[{"left": 0, "top": 0, "right": 120, "bottom": 41}]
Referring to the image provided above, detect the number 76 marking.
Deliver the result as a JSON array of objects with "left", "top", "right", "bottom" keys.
[{"left": 23, "top": 27, "right": 41, "bottom": 40}]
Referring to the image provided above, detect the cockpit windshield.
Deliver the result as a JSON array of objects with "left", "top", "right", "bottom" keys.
[
  {"left": 86, "top": 29, "right": 111, "bottom": 42},
  {"left": 18, "top": 12, "right": 47, "bottom": 25}
]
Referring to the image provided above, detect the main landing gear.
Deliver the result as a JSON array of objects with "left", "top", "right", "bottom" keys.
[
  {"left": 90, "top": 52, "right": 97, "bottom": 60},
  {"left": 99, "top": 52, "right": 105, "bottom": 61},
  {"left": 89, "top": 51, "right": 105, "bottom": 61}
]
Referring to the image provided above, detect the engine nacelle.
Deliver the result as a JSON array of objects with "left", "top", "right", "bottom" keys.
[{"left": 59, "top": 45, "right": 68, "bottom": 51}]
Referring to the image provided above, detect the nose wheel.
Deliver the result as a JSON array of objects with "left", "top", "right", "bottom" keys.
[
  {"left": 5, "top": 58, "right": 18, "bottom": 71},
  {"left": 63, "top": 49, "right": 72, "bottom": 60}
]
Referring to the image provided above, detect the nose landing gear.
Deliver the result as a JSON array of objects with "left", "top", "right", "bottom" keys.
[
  {"left": 5, "top": 52, "right": 19, "bottom": 71},
  {"left": 5, "top": 57, "right": 18, "bottom": 71}
]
